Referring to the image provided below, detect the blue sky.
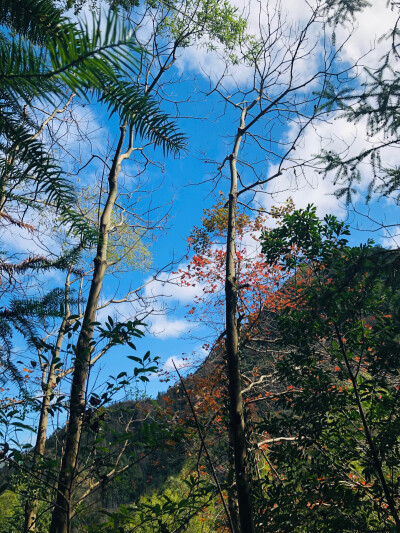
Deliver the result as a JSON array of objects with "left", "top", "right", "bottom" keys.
[{"left": 2, "top": 0, "right": 400, "bottom": 441}]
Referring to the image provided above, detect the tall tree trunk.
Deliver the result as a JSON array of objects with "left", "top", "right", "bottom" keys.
[
  {"left": 225, "top": 108, "right": 255, "bottom": 533},
  {"left": 49, "top": 123, "right": 129, "bottom": 533},
  {"left": 227, "top": 476, "right": 240, "bottom": 533},
  {"left": 24, "top": 274, "right": 71, "bottom": 532}
]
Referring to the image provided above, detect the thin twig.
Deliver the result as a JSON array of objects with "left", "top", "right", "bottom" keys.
[{"left": 172, "top": 361, "right": 234, "bottom": 533}]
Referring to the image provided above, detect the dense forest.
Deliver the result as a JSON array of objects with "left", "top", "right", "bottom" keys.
[{"left": 1, "top": 0, "right": 400, "bottom": 531}]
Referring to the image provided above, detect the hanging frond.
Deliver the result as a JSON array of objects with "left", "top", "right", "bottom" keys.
[
  {"left": 0, "top": 2, "right": 185, "bottom": 153},
  {"left": 7, "top": 288, "right": 79, "bottom": 319},
  {"left": 0, "top": 0, "right": 185, "bottom": 249},
  {"left": 0, "top": 244, "right": 84, "bottom": 279},
  {"left": 0, "top": 316, "right": 25, "bottom": 389},
  {"left": 0, "top": 0, "right": 65, "bottom": 45},
  {"left": 98, "top": 77, "right": 186, "bottom": 154}
]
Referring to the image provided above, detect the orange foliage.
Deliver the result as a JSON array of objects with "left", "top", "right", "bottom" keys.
[{"left": 180, "top": 202, "right": 292, "bottom": 338}]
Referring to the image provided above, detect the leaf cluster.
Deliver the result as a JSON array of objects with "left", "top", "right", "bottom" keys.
[
  {"left": 258, "top": 206, "right": 400, "bottom": 531},
  {"left": 318, "top": 2, "right": 400, "bottom": 205},
  {"left": 0, "top": 0, "right": 185, "bottom": 247}
]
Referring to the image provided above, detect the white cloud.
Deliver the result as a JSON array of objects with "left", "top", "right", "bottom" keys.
[
  {"left": 149, "top": 313, "right": 192, "bottom": 339},
  {"left": 96, "top": 300, "right": 192, "bottom": 339},
  {"left": 158, "top": 344, "right": 209, "bottom": 378},
  {"left": 96, "top": 300, "right": 139, "bottom": 323},
  {"left": 175, "top": 0, "right": 323, "bottom": 88},
  {"left": 163, "top": 355, "right": 188, "bottom": 371},
  {"left": 41, "top": 103, "right": 108, "bottom": 179},
  {"left": 258, "top": 126, "right": 350, "bottom": 217},
  {"left": 380, "top": 226, "right": 400, "bottom": 249},
  {"left": 176, "top": 0, "right": 396, "bottom": 93},
  {"left": 1, "top": 226, "right": 44, "bottom": 256},
  {"left": 144, "top": 269, "right": 204, "bottom": 304},
  {"left": 334, "top": 0, "right": 397, "bottom": 72},
  {"left": 0, "top": 211, "right": 62, "bottom": 256},
  {"left": 0, "top": 215, "right": 69, "bottom": 286},
  {"left": 96, "top": 270, "right": 200, "bottom": 339},
  {"left": 258, "top": 110, "right": 400, "bottom": 219}
]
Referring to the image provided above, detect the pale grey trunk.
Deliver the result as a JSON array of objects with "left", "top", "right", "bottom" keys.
[
  {"left": 225, "top": 110, "right": 255, "bottom": 533},
  {"left": 49, "top": 123, "right": 128, "bottom": 533}
]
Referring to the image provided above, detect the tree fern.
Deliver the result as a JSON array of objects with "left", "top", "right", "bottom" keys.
[
  {"left": 0, "top": 0, "right": 185, "bottom": 398},
  {"left": 0, "top": 0, "right": 185, "bottom": 151},
  {"left": 0, "top": 0, "right": 185, "bottom": 245}
]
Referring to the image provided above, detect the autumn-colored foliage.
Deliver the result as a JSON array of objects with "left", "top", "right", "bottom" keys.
[{"left": 179, "top": 196, "right": 292, "bottom": 336}]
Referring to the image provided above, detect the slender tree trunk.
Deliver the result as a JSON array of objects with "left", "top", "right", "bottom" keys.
[
  {"left": 334, "top": 323, "right": 400, "bottom": 530},
  {"left": 49, "top": 123, "right": 128, "bottom": 533},
  {"left": 227, "top": 479, "right": 240, "bottom": 533},
  {"left": 225, "top": 109, "right": 255, "bottom": 533},
  {"left": 24, "top": 286, "right": 70, "bottom": 532}
]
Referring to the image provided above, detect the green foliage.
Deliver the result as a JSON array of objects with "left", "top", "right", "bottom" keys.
[
  {"left": 323, "top": 0, "right": 371, "bottom": 25},
  {"left": 0, "top": 0, "right": 185, "bottom": 248},
  {"left": 259, "top": 206, "right": 400, "bottom": 531},
  {"left": 65, "top": 0, "right": 140, "bottom": 14},
  {"left": 0, "top": 280, "right": 82, "bottom": 389},
  {"left": 1, "top": 1, "right": 184, "bottom": 150},
  {"left": 0, "top": 318, "right": 161, "bottom": 524},
  {"left": 76, "top": 185, "right": 152, "bottom": 272},
  {"left": 107, "top": 223, "right": 152, "bottom": 272},
  {"left": 261, "top": 204, "right": 352, "bottom": 270},
  {"left": 157, "top": 0, "right": 247, "bottom": 51},
  {"left": 0, "top": 482, "right": 52, "bottom": 533},
  {"left": 93, "top": 471, "right": 218, "bottom": 532},
  {"left": 0, "top": 490, "right": 24, "bottom": 533},
  {"left": 189, "top": 191, "right": 251, "bottom": 253},
  {"left": 318, "top": 2, "right": 400, "bottom": 205},
  {"left": 65, "top": 0, "right": 247, "bottom": 53}
]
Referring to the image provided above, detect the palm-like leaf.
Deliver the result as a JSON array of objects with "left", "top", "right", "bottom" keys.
[
  {"left": 0, "top": 0, "right": 185, "bottom": 247},
  {"left": 0, "top": 1, "right": 185, "bottom": 152},
  {"left": 0, "top": 0, "right": 64, "bottom": 45}
]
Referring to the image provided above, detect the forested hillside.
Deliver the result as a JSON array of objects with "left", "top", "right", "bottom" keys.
[{"left": 1, "top": 0, "right": 400, "bottom": 532}]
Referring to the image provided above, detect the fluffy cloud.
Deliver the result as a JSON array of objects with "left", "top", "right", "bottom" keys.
[
  {"left": 379, "top": 226, "right": 400, "bottom": 249},
  {"left": 175, "top": 0, "right": 322, "bottom": 87},
  {"left": 176, "top": 0, "right": 395, "bottom": 88},
  {"left": 160, "top": 344, "right": 208, "bottom": 375},
  {"left": 96, "top": 300, "right": 139, "bottom": 323},
  {"left": 162, "top": 355, "right": 188, "bottom": 371},
  {"left": 259, "top": 109, "right": 400, "bottom": 221},
  {"left": 143, "top": 269, "right": 204, "bottom": 304},
  {"left": 259, "top": 117, "right": 365, "bottom": 216},
  {"left": 149, "top": 313, "right": 192, "bottom": 339},
  {"left": 96, "top": 298, "right": 193, "bottom": 339},
  {"left": 333, "top": 0, "right": 397, "bottom": 72}
]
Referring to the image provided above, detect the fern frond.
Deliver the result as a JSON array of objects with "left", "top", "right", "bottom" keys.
[
  {"left": 0, "top": 0, "right": 64, "bottom": 45},
  {"left": 0, "top": 3, "right": 185, "bottom": 153},
  {"left": 98, "top": 77, "right": 187, "bottom": 154},
  {"left": 8, "top": 288, "right": 78, "bottom": 319}
]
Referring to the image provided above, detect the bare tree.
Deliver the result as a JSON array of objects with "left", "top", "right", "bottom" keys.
[{"left": 200, "top": 2, "right": 356, "bottom": 530}]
